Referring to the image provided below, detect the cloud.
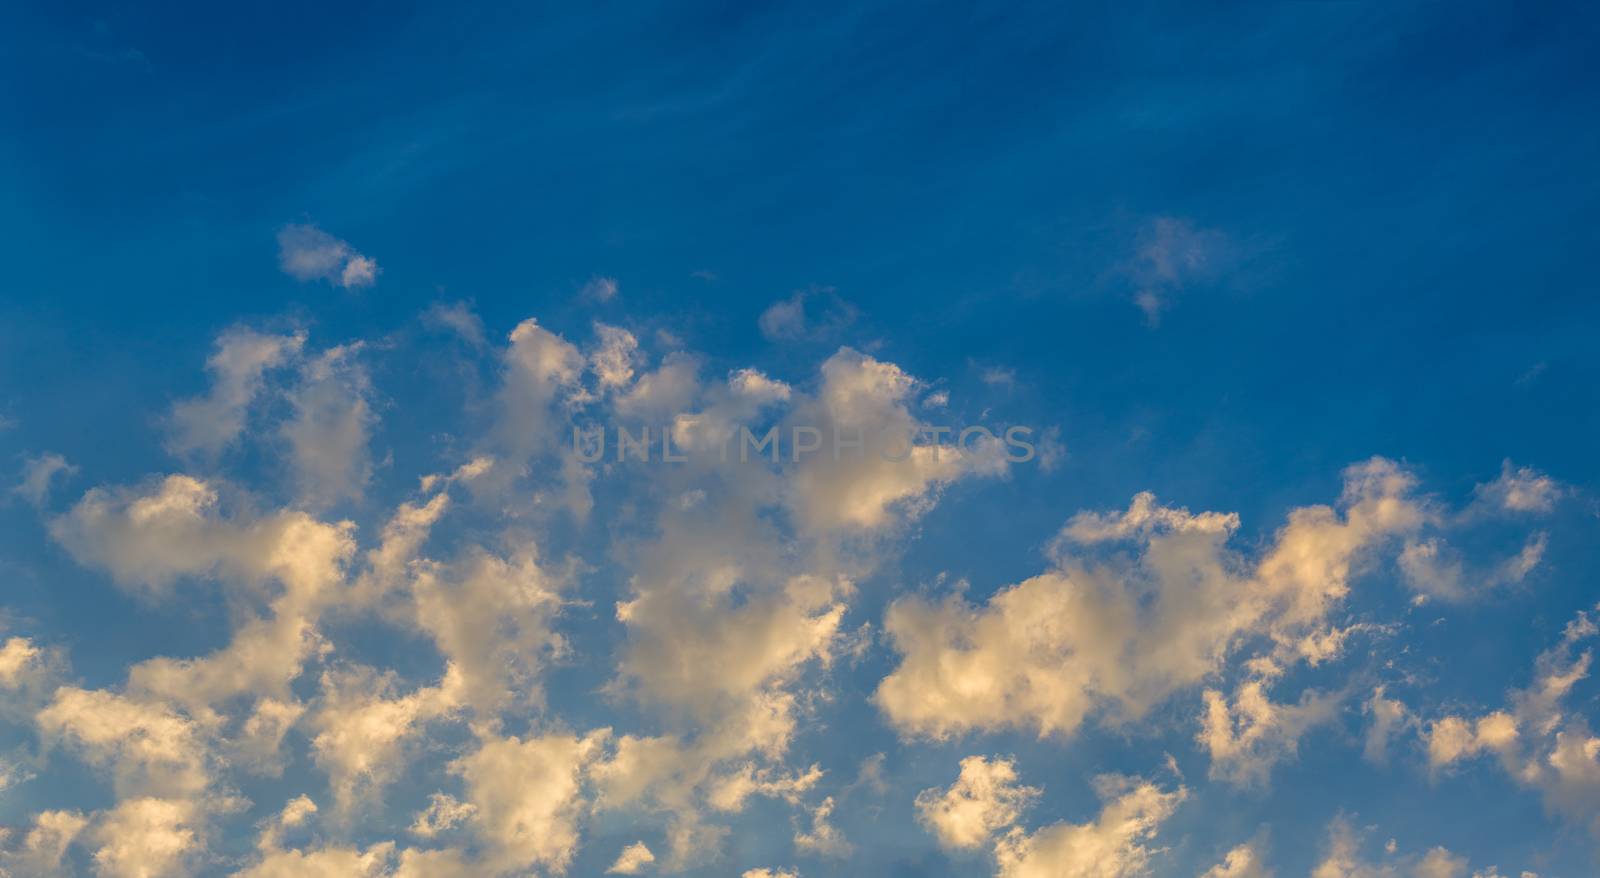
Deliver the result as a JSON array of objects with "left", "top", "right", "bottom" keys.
[
  {"left": 277, "top": 224, "right": 379, "bottom": 289},
  {"left": 409, "top": 793, "right": 475, "bottom": 839},
  {"left": 1421, "top": 603, "right": 1600, "bottom": 837},
  {"left": 13, "top": 452, "right": 76, "bottom": 505},
  {"left": 876, "top": 459, "right": 1423, "bottom": 745},
  {"left": 425, "top": 301, "right": 486, "bottom": 347},
  {"left": 1472, "top": 460, "right": 1563, "bottom": 514},
  {"left": 606, "top": 841, "right": 656, "bottom": 874},
  {"left": 165, "top": 329, "right": 304, "bottom": 457},
  {"left": 992, "top": 774, "right": 1186, "bottom": 878},
  {"left": 0, "top": 809, "right": 87, "bottom": 877},
  {"left": 758, "top": 289, "right": 857, "bottom": 341},
  {"left": 582, "top": 276, "right": 620, "bottom": 303},
  {"left": 452, "top": 728, "right": 612, "bottom": 874},
  {"left": 1198, "top": 674, "right": 1341, "bottom": 787},
  {"left": 307, "top": 664, "right": 463, "bottom": 811},
  {"left": 1125, "top": 217, "right": 1232, "bottom": 325},
  {"left": 1201, "top": 842, "right": 1273, "bottom": 878},
  {"left": 282, "top": 344, "right": 376, "bottom": 507},
  {"left": 915, "top": 755, "right": 1039, "bottom": 851},
  {"left": 88, "top": 797, "right": 199, "bottom": 878},
  {"left": 792, "top": 796, "right": 849, "bottom": 857}
]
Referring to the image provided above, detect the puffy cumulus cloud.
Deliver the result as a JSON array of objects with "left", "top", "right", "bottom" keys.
[
  {"left": 1415, "top": 847, "right": 1469, "bottom": 878},
  {"left": 0, "top": 809, "right": 88, "bottom": 876},
  {"left": 1422, "top": 604, "right": 1600, "bottom": 837},
  {"left": 307, "top": 664, "right": 464, "bottom": 811},
  {"left": 13, "top": 452, "right": 77, "bottom": 505},
  {"left": 1472, "top": 460, "right": 1562, "bottom": 515},
  {"left": 991, "top": 775, "right": 1186, "bottom": 878},
  {"left": 617, "top": 572, "right": 846, "bottom": 725},
  {"left": 615, "top": 353, "right": 702, "bottom": 422},
  {"left": 1198, "top": 675, "right": 1341, "bottom": 787},
  {"left": 253, "top": 795, "right": 318, "bottom": 853},
  {"left": 452, "top": 728, "right": 611, "bottom": 874},
  {"left": 783, "top": 348, "right": 1007, "bottom": 535},
  {"left": 88, "top": 797, "right": 199, "bottom": 878},
  {"left": 49, "top": 474, "right": 354, "bottom": 602},
  {"left": 877, "top": 459, "right": 1423, "bottom": 744},
  {"left": 277, "top": 224, "right": 379, "bottom": 289},
  {"left": 916, "top": 756, "right": 1039, "bottom": 851},
  {"left": 37, "top": 688, "right": 210, "bottom": 799},
  {"left": 742, "top": 870, "right": 800, "bottom": 878},
  {"left": 282, "top": 344, "right": 376, "bottom": 508},
  {"left": 408, "top": 793, "right": 475, "bottom": 839},
  {"left": 0, "top": 635, "right": 64, "bottom": 716},
  {"left": 1201, "top": 842, "right": 1272, "bottom": 878},
  {"left": 408, "top": 548, "right": 568, "bottom": 719},
  {"left": 589, "top": 323, "right": 641, "bottom": 390},
  {"left": 757, "top": 288, "right": 856, "bottom": 342},
  {"left": 606, "top": 841, "right": 656, "bottom": 874},
  {"left": 165, "top": 329, "right": 304, "bottom": 458},
  {"left": 234, "top": 843, "right": 397, "bottom": 878},
  {"left": 480, "top": 318, "right": 586, "bottom": 500}
]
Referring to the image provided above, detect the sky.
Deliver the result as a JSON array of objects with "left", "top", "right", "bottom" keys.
[{"left": 1, "top": 2, "right": 1599, "bottom": 877}]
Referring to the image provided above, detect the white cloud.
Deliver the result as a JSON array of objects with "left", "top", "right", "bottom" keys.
[
  {"left": 758, "top": 289, "right": 856, "bottom": 341},
  {"left": 1126, "top": 217, "right": 1233, "bottom": 325},
  {"left": 425, "top": 301, "right": 486, "bottom": 347},
  {"left": 277, "top": 224, "right": 379, "bottom": 289},
  {"left": 582, "top": 276, "right": 619, "bottom": 303},
  {"left": 1199, "top": 676, "right": 1340, "bottom": 787},
  {"left": 992, "top": 775, "right": 1185, "bottom": 878},
  {"left": 88, "top": 797, "right": 199, "bottom": 878},
  {"left": 282, "top": 344, "right": 375, "bottom": 507},
  {"left": 13, "top": 452, "right": 77, "bottom": 505},
  {"left": 1363, "top": 687, "right": 1412, "bottom": 765},
  {"left": 408, "top": 793, "right": 475, "bottom": 839},
  {"left": 1473, "top": 460, "right": 1562, "bottom": 514},
  {"left": 1201, "top": 842, "right": 1273, "bottom": 878},
  {"left": 1421, "top": 604, "right": 1600, "bottom": 837},
  {"left": 793, "top": 796, "right": 849, "bottom": 857},
  {"left": 590, "top": 323, "right": 641, "bottom": 389},
  {"left": 453, "top": 729, "right": 611, "bottom": 874},
  {"left": 166, "top": 329, "right": 304, "bottom": 457},
  {"left": 915, "top": 756, "right": 1039, "bottom": 851},
  {"left": 307, "top": 664, "right": 463, "bottom": 810},
  {"left": 877, "top": 459, "right": 1422, "bottom": 744},
  {"left": 0, "top": 809, "right": 88, "bottom": 877},
  {"left": 606, "top": 841, "right": 656, "bottom": 874}
]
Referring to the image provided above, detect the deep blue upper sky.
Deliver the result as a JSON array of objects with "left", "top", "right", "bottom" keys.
[{"left": 2, "top": 2, "right": 1599, "bottom": 876}]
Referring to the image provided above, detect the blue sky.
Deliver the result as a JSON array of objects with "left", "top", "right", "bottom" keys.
[{"left": 2, "top": 2, "right": 1599, "bottom": 877}]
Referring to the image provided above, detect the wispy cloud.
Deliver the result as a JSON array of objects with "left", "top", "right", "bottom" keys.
[
  {"left": 1125, "top": 217, "right": 1232, "bottom": 325},
  {"left": 758, "top": 288, "right": 857, "bottom": 342},
  {"left": 277, "top": 224, "right": 380, "bottom": 290}
]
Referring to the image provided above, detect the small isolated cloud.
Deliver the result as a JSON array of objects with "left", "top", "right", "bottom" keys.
[
  {"left": 277, "top": 223, "right": 380, "bottom": 290},
  {"left": 1126, "top": 217, "right": 1232, "bottom": 325},
  {"left": 758, "top": 288, "right": 857, "bottom": 342},
  {"left": 977, "top": 365, "right": 1016, "bottom": 388},
  {"left": 581, "top": 276, "right": 619, "bottom": 303},
  {"left": 426, "top": 301, "right": 487, "bottom": 347},
  {"left": 14, "top": 453, "right": 77, "bottom": 505},
  {"left": 1473, "top": 459, "right": 1562, "bottom": 514}
]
